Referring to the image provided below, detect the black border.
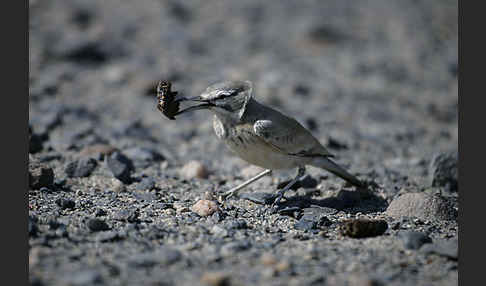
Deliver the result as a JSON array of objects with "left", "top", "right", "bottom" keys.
[
  {"left": 459, "top": 1, "right": 481, "bottom": 285},
  {"left": 6, "top": 0, "right": 28, "bottom": 285}
]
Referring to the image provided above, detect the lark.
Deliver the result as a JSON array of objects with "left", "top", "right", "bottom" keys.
[{"left": 172, "top": 80, "right": 363, "bottom": 208}]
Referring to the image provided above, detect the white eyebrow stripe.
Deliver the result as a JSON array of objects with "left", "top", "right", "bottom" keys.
[
  {"left": 214, "top": 90, "right": 234, "bottom": 98},
  {"left": 214, "top": 87, "right": 245, "bottom": 98}
]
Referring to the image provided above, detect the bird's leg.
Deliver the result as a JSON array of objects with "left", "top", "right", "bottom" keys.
[
  {"left": 271, "top": 167, "right": 306, "bottom": 210},
  {"left": 221, "top": 169, "right": 272, "bottom": 200}
]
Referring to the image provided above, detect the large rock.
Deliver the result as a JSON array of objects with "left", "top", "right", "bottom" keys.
[
  {"left": 386, "top": 192, "right": 457, "bottom": 221},
  {"left": 29, "top": 159, "right": 54, "bottom": 189},
  {"left": 429, "top": 152, "right": 458, "bottom": 192},
  {"left": 65, "top": 157, "right": 98, "bottom": 178}
]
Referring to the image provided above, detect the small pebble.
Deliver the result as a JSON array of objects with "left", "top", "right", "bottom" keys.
[
  {"left": 56, "top": 198, "right": 76, "bottom": 210},
  {"left": 200, "top": 271, "right": 230, "bottom": 286},
  {"left": 29, "top": 160, "right": 54, "bottom": 189},
  {"left": 135, "top": 177, "right": 156, "bottom": 190},
  {"left": 106, "top": 152, "right": 134, "bottom": 184},
  {"left": 274, "top": 261, "right": 291, "bottom": 272},
  {"left": 299, "top": 175, "right": 318, "bottom": 189},
  {"left": 29, "top": 216, "right": 38, "bottom": 237},
  {"left": 65, "top": 157, "right": 98, "bottom": 178},
  {"left": 96, "top": 231, "right": 121, "bottom": 242},
  {"left": 111, "top": 178, "right": 126, "bottom": 192},
  {"left": 95, "top": 209, "right": 107, "bottom": 217},
  {"left": 180, "top": 160, "right": 209, "bottom": 179},
  {"left": 260, "top": 253, "right": 277, "bottom": 266},
  {"left": 399, "top": 231, "right": 432, "bottom": 250},
  {"left": 29, "top": 128, "right": 44, "bottom": 154},
  {"left": 211, "top": 225, "right": 228, "bottom": 237},
  {"left": 294, "top": 218, "right": 317, "bottom": 231},
  {"left": 173, "top": 202, "right": 190, "bottom": 213},
  {"left": 124, "top": 146, "right": 164, "bottom": 162},
  {"left": 191, "top": 199, "right": 219, "bottom": 217},
  {"left": 63, "top": 269, "right": 103, "bottom": 285},
  {"left": 128, "top": 248, "right": 181, "bottom": 267},
  {"left": 225, "top": 219, "right": 248, "bottom": 230},
  {"left": 87, "top": 218, "right": 110, "bottom": 232},
  {"left": 203, "top": 191, "right": 217, "bottom": 201}
]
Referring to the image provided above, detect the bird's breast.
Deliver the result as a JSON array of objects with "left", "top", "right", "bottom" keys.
[
  {"left": 223, "top": 127, "right": 306, "bottom": 170},
  {"left": 212, "top": 116, "right": 307, "bottom": 169}
]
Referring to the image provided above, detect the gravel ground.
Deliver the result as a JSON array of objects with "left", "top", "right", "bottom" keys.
[{"left": 29, "top": 1, "right": 458, "bottom": 285}]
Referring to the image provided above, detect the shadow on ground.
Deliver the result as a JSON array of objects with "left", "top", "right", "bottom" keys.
[{"left": 278, "top": 188, "right": 389, "bottom": 214}]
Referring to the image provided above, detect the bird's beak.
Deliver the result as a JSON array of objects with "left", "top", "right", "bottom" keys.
[{"left": 175, "top": 96, "right": 213, "bottom": 115}]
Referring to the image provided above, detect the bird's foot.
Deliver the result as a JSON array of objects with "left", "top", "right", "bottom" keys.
[{"left": 268, "top": 190, "right": 286, "bottom": 214}]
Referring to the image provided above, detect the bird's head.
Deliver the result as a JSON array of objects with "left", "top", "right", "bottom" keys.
[{"left": 176, "top": 80, "right": 253, "bottom": 120}]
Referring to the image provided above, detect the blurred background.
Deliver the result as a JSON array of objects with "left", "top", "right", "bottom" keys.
[{"left": 29, "top": 0, "right": 457, "bottom": 187}]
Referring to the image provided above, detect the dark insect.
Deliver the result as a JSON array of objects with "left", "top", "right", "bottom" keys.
[{"left": 156, "top": 80, "right": 180, "bottom": 120}]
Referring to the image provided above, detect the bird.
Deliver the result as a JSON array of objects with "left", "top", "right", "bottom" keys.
[{"left": 175, "top": 80, "right": 364, "bottom": 208}]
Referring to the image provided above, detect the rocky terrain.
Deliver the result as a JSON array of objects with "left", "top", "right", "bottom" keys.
[{"left": 29, "top": 1, "right": 458, "bottom": 285}]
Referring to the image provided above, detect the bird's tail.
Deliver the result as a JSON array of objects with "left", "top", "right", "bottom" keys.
[{"left": 309, "top": 156, "right": 363, "bottom": 188}]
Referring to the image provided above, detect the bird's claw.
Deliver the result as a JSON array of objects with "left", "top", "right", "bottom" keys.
[{"left": 268, "top": 191, "right": 285, "bottom": 214}]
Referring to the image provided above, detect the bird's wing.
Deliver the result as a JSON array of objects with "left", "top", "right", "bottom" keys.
[{"left": 253, "top": 118, "right": 333, "bottom": 157}]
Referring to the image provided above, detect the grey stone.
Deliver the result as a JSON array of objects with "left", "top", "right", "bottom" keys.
[
  {"left": 225, "top": 219, "right": 248, "bottom": 230},
  {"left": 63, "top": 269, "right": 103, "bottom": 286},
  {"left": 106, "top": 152, "right": 134, "bottom": 184},
  {"left": 29, "top": 216, "right": 38, "bottom": 237},
  {"left": 56, "top": 198, "right": 76, "bottom": 210},
  {"left": 421, "top": 238, "right": 458, "bottom": 260},
  {"left": 96, "top": 231, "right": 123, "bottom": 242},
  {"left": 128, "top": 248, "right": 181, "bottom": 267},
  {"left": 29, "top": 130, "right": 44, "bottom": 154},
  {"left": 29, "top": 160, "right": 54, "bottom": 189},
  {"left": 299, "top": 175, "right": 319, "bottom": 189},
  {"left": 430, "top": 152, "right": 458, "bottom": 192},
  {"left": 87, "top": 218, "right": 110, "bottom": 232},
  {"left": 65, "top": 157, "right": 98, "bottom": 178},
  {"left": 294, "top": 218, "right": 317, "bottom": 231},
  {"left": 399, "top": 231, "right": 432, "bottom": 250},
  {"left": 220, "top": 241, "right": 251, "bottom": 256},
  {"left": 124, "top": 146, "right": 165, "bottom": 162},
  {"left": 386, "top": 192, "right": 457, "bottom": 221},
  {"left": 135, "top": 177, "right": 156, "bottom": 190}
]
